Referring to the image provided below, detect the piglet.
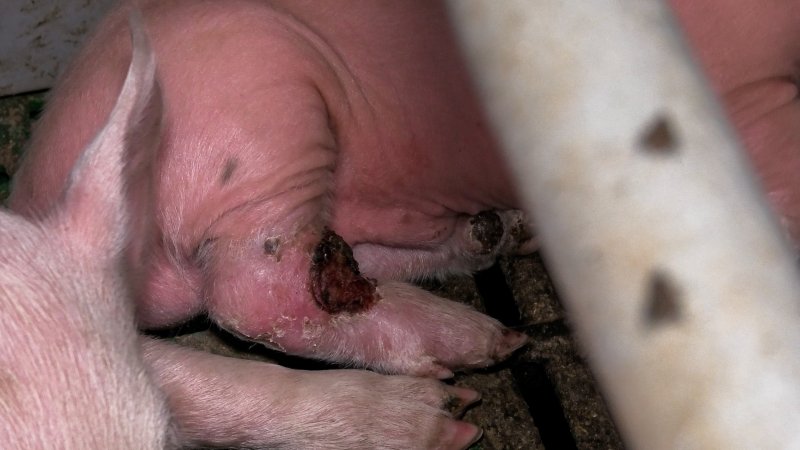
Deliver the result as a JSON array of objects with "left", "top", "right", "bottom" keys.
[
  {"left": 0, "top": 12, "right": 170, "bottom": 448},
  {"left": 1, "top": 11, "right": 485, "bottom": 450},
  {"left": 10, "top": 0, "right": 530, "bottom": 379}
]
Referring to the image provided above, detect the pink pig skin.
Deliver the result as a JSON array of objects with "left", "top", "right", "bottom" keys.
[
  {"left": 1, "top": 19, "right": 483, "bottom": 449},
  {"left": 10, "top": 0, "right": 529, "bottom": 378},
  {"left": 142, "top": 338, "right": 483, "bottom": 449},
  {"left": 0, "top": 17, "right": 170, "bottom": 447}
]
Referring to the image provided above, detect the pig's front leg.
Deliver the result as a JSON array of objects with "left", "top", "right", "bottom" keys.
[
  {"left": 142, "top": 338, "right": 482, "bottom": 449},
  {"left": 201, "top": 223, "right": 526, "bottom": 378},
  {"left": 352, "top": 209, "right": 537, "bottom": 281}
]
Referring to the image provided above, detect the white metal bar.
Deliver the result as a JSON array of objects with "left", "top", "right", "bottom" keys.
[{"left": 447, "top": 1, "right": 800, "bottom": 448}]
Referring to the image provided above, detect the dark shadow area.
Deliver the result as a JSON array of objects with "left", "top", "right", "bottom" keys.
[
  {"left": 474, "top": 262, "right": 579, "bottom": 449},
  {"left": 474, "top": 262, "right": 522, "bottom": 327},
  {"left": 512, "top": 361, "right": 579, "bottom": 450}
]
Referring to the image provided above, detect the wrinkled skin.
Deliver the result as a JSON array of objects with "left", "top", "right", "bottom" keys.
[{"left": 11, "top": 0, "right": 531, "bottom": 379}]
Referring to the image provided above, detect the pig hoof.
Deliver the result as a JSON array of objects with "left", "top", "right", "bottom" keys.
[
  {"left": 497, "top": 328, "right": 529, "bottom": 360},
  {"left": 444, "top": 386, "right": 482, "bottom": 417},
  {"left": 459, "top": 327, "right": 528, "bottom": 371},
  {"left": 419, "top": 362, "right": 456, "bottom": 380},
  {"left": 441, "top": 421, "right": 483, "bottom": 450},
  {"left": 468, "top": 211, "right": 504, "bottom": 254},
  {"left": 508, "top": 211, "right": 538, "bottom": 254},
  {"left": 418, "top": 328, "right": 527, "bottom": 379},
  {"left": 467, "top": 209, "right": 537, "bottom": 257},
  {"left": 311, "top": 371, "right": 483, "bottom": 450},
  {"left": 494, "top": 328, "right": 529, "bottom": 362},
  {"left": 367, "top": 282, "right": 529, "bottom": 378},
  {"left": 422, "top": 384, "right": 482, "bottom": 449}
]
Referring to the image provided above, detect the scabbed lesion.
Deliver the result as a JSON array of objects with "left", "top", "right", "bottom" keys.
[
  {"left": 263, "top": 237, "right": 281, "bottom": 261},
  {"left": 309, "top": 228, "right": 379, "bottom": 314}
]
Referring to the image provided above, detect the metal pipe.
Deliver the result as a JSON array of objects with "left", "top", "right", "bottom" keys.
[{"left": 447, "top": 1, "right": 800, "bottom": 447}]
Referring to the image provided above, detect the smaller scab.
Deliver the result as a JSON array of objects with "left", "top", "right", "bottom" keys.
[
  {"left": 643, "top": 270, "right": 682, "bottom": 327},
  {"left": 639, "top": 114, "right": 678, "bottom": 154},
  {"left": 264, "top": 237, "right": 281, "bottom": 260}
]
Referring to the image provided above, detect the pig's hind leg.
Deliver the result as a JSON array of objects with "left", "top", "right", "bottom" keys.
[
  {"left": 199, "top": 178, "right": 527, "bottom": 377},
  {"left": 204, "top": 223, "right": 527, "bottom": 378},
  {"left": 186, "top": 52, "right": 527, "bottom": 376}
]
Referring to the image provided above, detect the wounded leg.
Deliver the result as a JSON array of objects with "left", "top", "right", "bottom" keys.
[{"left": 204, "top": 227, "right": 527, "bottom": 378}]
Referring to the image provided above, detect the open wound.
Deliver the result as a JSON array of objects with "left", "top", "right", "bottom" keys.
[{"left": 310, "top": 228, "right": 379, "bottom": 314}]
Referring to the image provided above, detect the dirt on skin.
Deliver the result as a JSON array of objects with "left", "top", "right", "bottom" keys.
[{"left": 0, "top": 91, "right": 625, "bottom": 450}]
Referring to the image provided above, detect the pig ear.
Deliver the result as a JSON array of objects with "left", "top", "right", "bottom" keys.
[{"left": 56, "top": 10, "right": 161, "bottom": 254}]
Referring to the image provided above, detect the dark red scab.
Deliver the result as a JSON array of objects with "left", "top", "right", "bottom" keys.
[{"left": 309, "top": 228, "right": 379, "bottom": 314}]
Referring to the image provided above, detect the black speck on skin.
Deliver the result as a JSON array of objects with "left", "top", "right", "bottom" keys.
[
  {"left": 640, "top": 114, "right": 678, "bottom": 154},
  {"left": 644, "top": 270, "right": 682, "bottom": 327},
  {"left": 219, "top": 158, "right": 238, "bottom": 185}
]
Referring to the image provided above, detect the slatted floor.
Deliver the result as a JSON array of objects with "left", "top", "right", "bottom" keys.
[{"left": 454, "top": 256, "right": 624, "bottom": 449}]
